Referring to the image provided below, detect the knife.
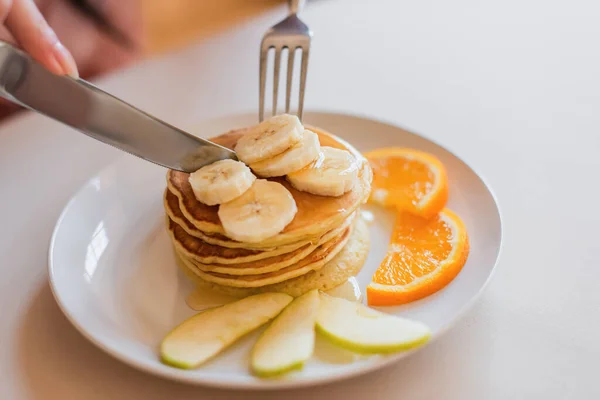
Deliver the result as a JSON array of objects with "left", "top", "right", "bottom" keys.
[{"left": 0, "top": 41, "right": 237, "bottom": 172}]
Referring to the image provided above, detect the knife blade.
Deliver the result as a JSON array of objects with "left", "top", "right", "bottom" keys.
[{"left": 0, "top": 42, "right": 236, "bottom": 172}]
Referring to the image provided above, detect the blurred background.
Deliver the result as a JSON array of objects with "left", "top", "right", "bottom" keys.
[
  {"left": 143, "top": 0, "right": 281, "bottom": 55},
  {"left": 0, "top": 0, "right": 283, "bottom": 118},
  {"left": 55, "top": 0, "right": 283, "bottom": 78}
]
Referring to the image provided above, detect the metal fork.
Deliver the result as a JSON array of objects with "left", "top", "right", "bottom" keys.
[{"left": 259, "top": 0, "right": 312, "bottom": 122}]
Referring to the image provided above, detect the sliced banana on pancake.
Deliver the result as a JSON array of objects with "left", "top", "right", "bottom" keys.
[
  {"left": 218, "top": 179, "right": 298, "bottom": 243},
  {"left": 249, "top": 130, "right": 321, "bottom": 178},
  {"left": 188, "top": 160, "right": 256, "bottom": 206},
  {"left": 287, "top": 147, "right": 359, "bottom": 197},
  {"left": 235, "top": 114, "right": 303, "bottom": 164}
]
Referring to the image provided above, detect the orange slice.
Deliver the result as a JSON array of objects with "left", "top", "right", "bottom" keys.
[
  {"left": 367, "top": 209, "right": 469, "bottom": 306},
  {"left": 365, "top": 148, "right": 448, "bottom": 218}
]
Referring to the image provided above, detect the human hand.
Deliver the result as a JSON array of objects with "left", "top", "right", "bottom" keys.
[
  {"left": 0, "top": 0, "right": 143, "bottom": 79},
  {"left": 0, "top": 0, "right": 142, "bottom": 119},
  {"left": 38, "top": 0, "right": 143, "bottom": 79},
  {"left": 0, "top": 0, "right": 79, "bottom": 77}
]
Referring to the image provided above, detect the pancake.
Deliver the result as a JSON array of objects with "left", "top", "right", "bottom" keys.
[
  {"left": 164, "top": 188, "right": 269, "bottom": 249},
  {"left": 165, "top": 187, "right": 329, "bottom": 250},
  {"left": 166, "top": 126, "right": 372, "bottom": 248},
  {"left": 165, "top": 188, "right": 356, "bottom": 255},
  {"left": 173, "top": 216, "right": 353, "bottom": 275},
  {"left": 167, "top": 190, "right": 319, "bottom": 262},
  {"left": 176, "top": 217, "right": 370, "bottom": 297},
  {"left": 178, "top": 224, "right": 351, "bottom": 288}
]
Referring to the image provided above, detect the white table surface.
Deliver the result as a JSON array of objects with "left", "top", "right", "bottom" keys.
[{"left": 2, "top": 0, "right": 599, "bottom": 398}]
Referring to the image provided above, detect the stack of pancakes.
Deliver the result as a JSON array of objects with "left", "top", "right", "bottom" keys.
[{"left": 164, "top": 126, "right": 372, "bottom": 297}]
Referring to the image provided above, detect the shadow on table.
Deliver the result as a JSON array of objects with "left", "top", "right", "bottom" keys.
[{"left": 15, "top": 282, "right": 492, "bottom": 399}]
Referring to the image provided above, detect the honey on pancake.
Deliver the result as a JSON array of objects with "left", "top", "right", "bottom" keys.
[
  {"left": 168, "top": 167, "right": 367, "bottom": 247},
  {"left": 185, "top": 277, "right": 362, "bottom": 312},
  {"left": 185, "top": 286, "right": 237, "bottom": 311},
  {"left": 325, "top": 277, "right": 362, "bottom": 302},
  {"left": 314, "top": 278, "right": 366, "bottom": 365},
  {"left": 166, "top": 127, "right": 370, "bottom": 244},
  {"left": 360, "top": 209, "right": 375, "bottom": 225},
  {"left": 174, "top": 217, "right": 370, "bottom": 298},
  {"left": 313, "top": 333, "right": 361, "bottom": 365},
  {"left": 167, "top": 125, "right": 372, "bottom": 300}
]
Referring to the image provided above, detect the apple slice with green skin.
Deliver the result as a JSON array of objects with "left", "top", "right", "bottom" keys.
[
  {"left": 251, "top": 289, "right": 320, "bottom": 377},
  {"left": 160, "top": 292, "right": 292, "bottom": 369},
  {"left": 316, "top": 293, "right": 431, "bottom": 354}
]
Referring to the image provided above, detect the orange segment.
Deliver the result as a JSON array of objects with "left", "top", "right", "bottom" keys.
[
  {"left": 367, "top": 209, "right": 469, "bottom": 306},
  {"left": 365, "top": 148, "right": 448, "bottom": 218}
]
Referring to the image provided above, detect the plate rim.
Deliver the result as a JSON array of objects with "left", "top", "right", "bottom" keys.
[{"left": 48, "top": 109, "right": 503, "bottom": 390}]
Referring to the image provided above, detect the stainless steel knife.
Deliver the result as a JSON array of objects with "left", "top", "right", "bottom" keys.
[{"left": 0, "top": 41, "right": 236, "bottom": 172}]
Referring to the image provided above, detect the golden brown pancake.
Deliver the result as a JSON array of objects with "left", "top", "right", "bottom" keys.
[
  {"left": 183, "top": 224, "right": 349, "bottom": 275},
  {"left": 166, "top": 184, "right": 357, "bottom": 260},
  {"left": 166, "top": 126, "right": 372, "bottom": 248},
  {"left": 170, "top": 214, "right": 354, "bottom": 273},
  {"left": 165, "top": 124, "right": 372, "bottom": 296},
  {"left": 178, "top": 225, "right": 351, "bottom": 288},
  {"left": 176, "top": 217, "right": 370, "bottom": 297},
  {"left": 167, "top": 191, "right": 308, "bottom": 262}
]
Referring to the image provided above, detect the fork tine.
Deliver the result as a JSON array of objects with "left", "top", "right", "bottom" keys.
[
  {"left": 272, "top": 47, "right": 282, "bottom": 117},
  {"left": 259, "top": 44, "right": 269, "bottom": 122},
  {"left": 298, "top": 46, "right": 310, "bottom": 121},
  {"left": 285, "top": 47, "right": 296, "bottom": 114}
]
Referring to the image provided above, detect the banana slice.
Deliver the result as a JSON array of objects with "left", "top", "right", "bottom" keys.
[
  {"left": 249, "top": 130, "right": 321, "bottom": 178},
  {"left": 235, "top": 114, "right": 303, "bottom": 164},
  {"left": 188, "top": 159, "right": 256, "bottom": 206},
  {"left": 218, "top": 179, "right": 298, "bottom": 242},
  {"left": 287, "top": 147, "right": 359, "bottom": 197}
]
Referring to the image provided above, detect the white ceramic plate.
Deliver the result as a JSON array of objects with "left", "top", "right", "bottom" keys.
[{"left": 48, "top": 111, "right": 502, "bottom": 389}]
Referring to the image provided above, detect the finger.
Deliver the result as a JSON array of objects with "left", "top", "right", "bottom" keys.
[
  {"left": 5, "top": 0, "right": 78, "bottom": 77},
  {"left": 41, "top": 0, "right": 142, "bottom": 79},
  {"left": 0, "top": 24, "right": 17, "bottom": 46},
  {"left": 0, "top": 0, "right": 13, "bottom": 23}
]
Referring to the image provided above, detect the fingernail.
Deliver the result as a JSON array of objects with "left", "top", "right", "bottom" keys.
[
  {"left": 52, "top": 42, "right": 79, "bottom": 78},
  {"left": 45, "top": 52, "right": 64, "bottom": 76}
]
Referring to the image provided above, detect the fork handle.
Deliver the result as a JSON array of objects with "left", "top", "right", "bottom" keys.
[{"left": 288, "top": 0, "right": 305, "bottom": 14}]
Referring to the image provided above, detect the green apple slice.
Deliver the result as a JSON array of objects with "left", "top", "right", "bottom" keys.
[
  {"left": 160, "top": 292, "right": 292, "bottom": 369},
  {"left": 251, "top": 289, "right": 320, "bottom": 377},
  {"left": 316, "top": 293, "right": 431, "bottom": 354}
]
